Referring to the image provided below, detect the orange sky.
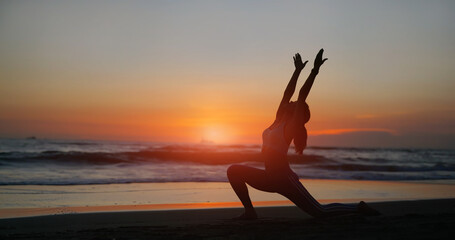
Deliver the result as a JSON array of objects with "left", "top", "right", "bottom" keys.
[{"left": 0, "top": 1, "right": 454, "bottom": 148}]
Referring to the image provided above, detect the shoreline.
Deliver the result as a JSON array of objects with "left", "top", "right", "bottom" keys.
[
  {"left": 0, "top": 198, "right": 399, "bottom": 220},
  {"left": 2, "top": 179, "right": 455, "bottom": 219}
]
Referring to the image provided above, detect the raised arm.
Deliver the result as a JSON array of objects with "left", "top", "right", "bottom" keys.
[
  {"left": 297, "top": 49, "right": 328, "bottom": 103},
  {"left": 275, "top": 53, "right": 308, "bottom": 119},
  {"left": 289, "top": 49, "right": 328, "bottom": 131}
]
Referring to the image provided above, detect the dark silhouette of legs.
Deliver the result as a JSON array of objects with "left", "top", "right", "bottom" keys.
[
  {"left": 227, "top": 165, "right": 363, "bottom": 219},
  {"left": 280, "top": 173, "right": 358, "bottom": 218},
  {"left": 227, "top": 165, "right": 275, "bottom": 219}
]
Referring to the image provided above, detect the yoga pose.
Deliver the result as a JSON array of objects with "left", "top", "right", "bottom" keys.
[{"left": 227, "top": 49, "right": 379, "bottom": 219}]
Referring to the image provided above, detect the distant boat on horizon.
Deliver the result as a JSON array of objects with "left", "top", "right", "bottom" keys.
[{"left": 26, "top": 136, "right": 37, "bottom": 140}]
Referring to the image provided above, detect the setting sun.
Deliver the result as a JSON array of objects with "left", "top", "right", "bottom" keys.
[{"left": 201, "top": 125, "right": 230, "bottom": 144}]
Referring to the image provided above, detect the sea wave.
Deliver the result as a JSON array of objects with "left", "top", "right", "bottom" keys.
[
  {"left": 0, "top": 139, "right": 454, "bottom": 184},
  {"left": 0, "top": 148, "right": 329, "bottom": 165}
]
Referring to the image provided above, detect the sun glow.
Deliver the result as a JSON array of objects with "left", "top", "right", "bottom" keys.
[{"left": 201, "top": 125, "right": 230, "bottom": 144}]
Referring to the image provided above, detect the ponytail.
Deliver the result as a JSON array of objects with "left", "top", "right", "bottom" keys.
[{"left": 293, "top": 103, "right": 310, "bottom": 154}]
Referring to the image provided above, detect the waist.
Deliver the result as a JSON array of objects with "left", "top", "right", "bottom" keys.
[
  {"left": 263, "top": 153, "right": 292, "bottom": 173},
  {"left": 261, "top": 145, "right": 289, "bottom": 155}
]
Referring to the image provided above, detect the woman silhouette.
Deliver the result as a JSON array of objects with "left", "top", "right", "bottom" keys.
[{"left": 227, "top": 49, "right": 379, "bottom": 219}]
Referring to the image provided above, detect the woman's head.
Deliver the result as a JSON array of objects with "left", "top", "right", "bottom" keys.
[{"left": 285, "top": 101, "right": 310, "bottom": 154}]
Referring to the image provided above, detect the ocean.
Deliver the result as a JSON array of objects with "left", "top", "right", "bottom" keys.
[{"left": 1, "top": 138, "right": 454, "bottom": 186}]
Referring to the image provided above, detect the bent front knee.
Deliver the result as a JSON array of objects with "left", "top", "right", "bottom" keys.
[{"left": 227, "top": 164, "right": 242, "bottom": 180}]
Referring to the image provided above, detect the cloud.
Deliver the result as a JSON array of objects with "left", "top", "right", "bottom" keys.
[
  {"left": 355, "top": 114, "right": 378, "bottom": 119},
  {"left": 307, "top": 130, "right": 455, "bottom": 149},
  {"left": 309, "top": 128, "right": 397, "bottom": 136}
]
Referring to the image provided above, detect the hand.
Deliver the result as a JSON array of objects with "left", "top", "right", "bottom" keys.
[
  {"left": 313, "top": 48, "right": 328, "bottom": 71},
  {"left": 293, "top": 53, "right": 308, "bottom": 71}
]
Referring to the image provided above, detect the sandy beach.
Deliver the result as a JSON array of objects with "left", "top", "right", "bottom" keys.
[
  {"left": 1, "top": 179, "right": 455, "bottom": 239},
  {"left": 1, "top": 198, "right": 454, "bottom": 239}
]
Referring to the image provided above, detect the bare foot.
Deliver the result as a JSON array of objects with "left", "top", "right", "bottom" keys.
[
  {"left": 232, "top": 210, "right": 258, "bottom": 220},
  {"left": 358, "top": 201, "right": 381, "bottom": 216}
]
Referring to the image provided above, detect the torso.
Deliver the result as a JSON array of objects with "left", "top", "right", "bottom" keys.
[{"left": 262, "top": 120, "right": 293, "bottom": 175}]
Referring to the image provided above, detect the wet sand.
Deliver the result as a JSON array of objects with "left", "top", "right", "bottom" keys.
[
  {"left": 2, "top": 179, "right": 455, "bottom": 213},
  {"left": 1, "top": 199, "right": 455, "bottom": 239}
]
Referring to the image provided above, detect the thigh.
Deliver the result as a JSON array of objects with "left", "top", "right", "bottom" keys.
[
  {"left": 276, "top": 174, "right": 324, "bottom": 217},
  {"left": 228, "top": 165, "right": 276, "bottom": 193}
]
